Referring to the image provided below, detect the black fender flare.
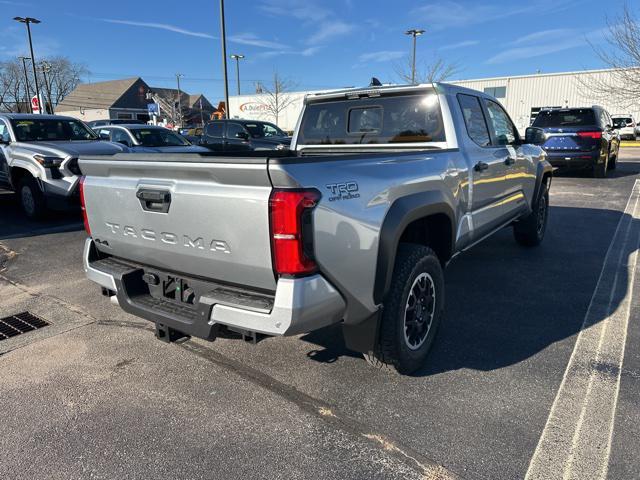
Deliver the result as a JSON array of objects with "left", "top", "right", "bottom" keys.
[
  {"left": 532, "top": 159, "right": 553, "bottom": 209},
  {"left": 373, "top": 190, "right": 456, "bottom": 305}
]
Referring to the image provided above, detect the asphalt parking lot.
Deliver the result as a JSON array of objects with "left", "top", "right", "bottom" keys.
[{"left": 1, "top": 150, "right": 640, "bottom": 480}]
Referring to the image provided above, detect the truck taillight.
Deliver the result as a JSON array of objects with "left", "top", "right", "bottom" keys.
[
  {"left": 577, "top": 131, "right": 602, "bottom": 140},
  {"left": 269, "top": 189, "right": 320, "bottom": 276},
  {"left": 79, "top": 176, "right": 91, "bottom": 236}
]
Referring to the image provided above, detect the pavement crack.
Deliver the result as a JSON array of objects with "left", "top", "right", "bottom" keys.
[{"left": 179, "top": 339, "right": 467, "bottom": 480}]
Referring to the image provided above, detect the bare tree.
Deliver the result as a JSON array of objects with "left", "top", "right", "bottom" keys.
[
  {"left": 581, "top": 3, "right": 640, "bottom": 108},
  {"left": 256, "top": 73, "right": 297, "bottom": 126},
  {"left": 394, "top": 56, "right": 459, "bottom": 84},
  {"left": 0, "top": 56, "right": 87, "bottom": 112}
]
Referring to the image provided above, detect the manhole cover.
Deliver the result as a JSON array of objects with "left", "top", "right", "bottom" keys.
[{"left": 0, "top": 312, "right": 49, "bottom": 340}]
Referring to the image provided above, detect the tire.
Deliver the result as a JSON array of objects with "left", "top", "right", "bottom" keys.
[
  {"left": 592, "top": 159, "right": 607, "bottom": 178},
  {"left": 513, "top": 189, "right": 549, "bottom": 247},
  {"left": 364, "top": 244, "right": 444, "bottom": 374},
  {"left": 608, "top": 153, "right": 617, "bottom": 171},
  {"left": 18, "top": 177, "right": 46, "bottom": 220}
]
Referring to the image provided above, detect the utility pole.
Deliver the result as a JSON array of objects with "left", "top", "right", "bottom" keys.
[
  {"left": 18, "top": 56, "right": 31, "bottom": 112},
  {"left": 175, "top": 73, "right": 184, "bottom": 128},
  {"left": 219, "top": 0, "right": 230, "bottom": 119},
  {"left": 405, "top": 28, "right": 425, "bottom": 84},
  {"left": 14, "top": 17, "right": 42, "bottom": 113},
  {"left": 230, "top": 54, "right": 244, "bottom": 96},
  {"left": 40, "top": 61, "right": 53, "bottom": 114},
  {"left": 199, "top": 97, "right": 204, "bottom": 126}
]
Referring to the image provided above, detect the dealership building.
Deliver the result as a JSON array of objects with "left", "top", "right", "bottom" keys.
[{"left": 228, "top": 68, "right": 640, "bottom": 133}]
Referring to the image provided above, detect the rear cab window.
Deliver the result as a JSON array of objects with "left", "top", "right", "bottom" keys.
[{"left": 297, "top": 91, "right": 446, "bottom": 147}]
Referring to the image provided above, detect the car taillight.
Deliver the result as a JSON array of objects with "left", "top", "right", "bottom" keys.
[
  {"left": 79, "top": 176, "right": 91, "bottom": 236},
  {"left": 269, "top": 189, "right": 320, "bottom": 276},
  {"left": 577, "top": 131, "right": 602, "bottom": 140}
]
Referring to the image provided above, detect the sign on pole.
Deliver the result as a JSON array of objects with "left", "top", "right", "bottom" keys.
[
  {"left": 147, "top": 103, "right": 160, "bottom": 115},
  {"left": 31, "top": 95, "right": 40, "bottom": 114}
]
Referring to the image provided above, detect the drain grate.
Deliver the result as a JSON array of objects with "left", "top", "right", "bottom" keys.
[{"left": 0, "top": 312, "right": 49, "bottom": 340}]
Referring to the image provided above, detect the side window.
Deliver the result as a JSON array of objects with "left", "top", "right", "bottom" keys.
[
  {"left": 226, "top": 123, "right": 248, "bottom": 138},
  {"left": 111, "top": 129, "right": 130, "bottom": 144},
  {"left": 457, "top": 94, "right": 491, "bottom": 147},
  {"left": 205, "top": 122, "right": 223, "bottom": 137},
  {"left": 0, "top": 120, "right": 10, "bottom": 143},
  {"left": 485, "top": 100, "right": 518, "bottom": 146}
]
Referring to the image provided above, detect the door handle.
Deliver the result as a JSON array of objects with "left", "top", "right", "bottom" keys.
[
  {"left": 505, "top": 157, "right": 516, "bottom": 166},
  {"left": 474, "top": 161, "right": 489, "bottom": 172}
]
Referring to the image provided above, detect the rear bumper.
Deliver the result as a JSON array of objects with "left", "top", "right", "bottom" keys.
[
  {"left": 83, "top": 239, "right": 346, "bottom": 338},
  {"left": 545, "top": 151, "right": 600, "bottom": 169}
]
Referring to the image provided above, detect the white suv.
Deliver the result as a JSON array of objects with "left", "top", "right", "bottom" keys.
[{"left": 612, "top": 114, "right": 639, "bottom": 140}]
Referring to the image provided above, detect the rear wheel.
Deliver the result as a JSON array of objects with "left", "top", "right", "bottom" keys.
[
  {"left": 364, "top": 244, "right": 444, "bottom": 374},
  {"left": 592, "top": 157, "right": 607, "bottom": 178},
  {"left": 608, "top": 153, "right": 617, "bottom": 171},
  {"left": 18, "top": 177, "right": 46, "bottom": 220},
  {"left": 513, "top": 189, "right": 549, "bottom": 247}
]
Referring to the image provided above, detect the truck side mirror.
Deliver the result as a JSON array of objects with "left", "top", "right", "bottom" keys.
[{"left": 525, "top": 127, "right": 547, "bottom": 146}]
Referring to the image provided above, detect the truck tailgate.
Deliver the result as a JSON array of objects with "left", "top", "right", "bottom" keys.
[{"left": 79, "top": 154, "right": 276, "bottom": 292}]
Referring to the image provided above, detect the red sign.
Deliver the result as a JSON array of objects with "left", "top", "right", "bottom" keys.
[{"left": 31, "top": 95, "right": 40, "bottom": 114}]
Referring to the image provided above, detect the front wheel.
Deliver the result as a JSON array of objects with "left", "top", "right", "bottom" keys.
[
  {"left": 18, "top": 177, "right": 46, "bottom": 220},
  {"left": 364, "top": 244, "right": 444, "bottom": 374},
  {"left": 513, "top": 189, "right": 549, "bottom": 247}
]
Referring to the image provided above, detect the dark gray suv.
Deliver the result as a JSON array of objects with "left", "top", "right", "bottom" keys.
[{"left": 200, "top": 119, "right": 291, "bottom": 152}]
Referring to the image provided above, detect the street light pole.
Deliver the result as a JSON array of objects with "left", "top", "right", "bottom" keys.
[
  {"left": 18, "top": 56, "right": 31, "bottom": 112},
  {"left": 230, "top": 54, "right": 244, "bottom": 96},
  {"left": 175, "top": 73, "right": 184, "bottom": 128},
  {"left": 404, "top": 28, "right": 425, "bottom": 84},
  {"left": 14, "top": 17, "right": 42, "bottom": 113},
  {"left": 40, "top": 62, "right": 53, "bottom": 114},
  {"left": 219, "top": 0, "right": 230, "bottom": 119}
]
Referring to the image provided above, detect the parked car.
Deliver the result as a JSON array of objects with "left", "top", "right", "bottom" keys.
[
  {"left": 0, "top": 114, "right": 127, "bottom": 219},
  {"left": 612, "top": 114, "right": 639, "bottom": 140},
  {"left": 200, "top": 119, "right": 291, "bottom": 152},
  {"left": 179, "top": 126, "right": 204, "bottom": 144},
  {"left": 529, "top": 106, "right": 620, "bottom": 177},
  {"left": 93, "top": 125, "right": 209, "bottom": 153},
  {"left": 80, "top": 83, "right": 552, "bottom": 374},
  {"left": 87, "top": 119, "right": 146, "bottom": 128}
]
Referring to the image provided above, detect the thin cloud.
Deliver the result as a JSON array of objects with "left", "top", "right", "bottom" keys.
[
  {"left": 229, "top": 33, "right": 287, "bottom": 50},
  {"left": 307, "top": 21, "right": 355, "bottom": 44},
  {"left": 440, "top": 40, "right": 480, "bottom": 51},
  {"left": 487, "top": 27, "right": 608, "bottom": 64},
  {"left": 260, "top": 0, "right": 330, "bottom": 22},
  {"left": 100, "top": 18, "right": 215, "bottom": 39},
  {"left": 257, "top": 46, "right": 322, "bottom": 59},
  {"left": 413, "top": 0, "right": 579, "bottom": 30},
  {"left": 358, "top": 50, "right": 405, "bottom": 63}
]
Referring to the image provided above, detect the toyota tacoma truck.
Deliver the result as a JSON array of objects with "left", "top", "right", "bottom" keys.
[
  {"left": 0, "top": 114, "right": 127, "bottom": 219},
  {"left": 80, "top": 83, "right": 552, "bottom": 374}
]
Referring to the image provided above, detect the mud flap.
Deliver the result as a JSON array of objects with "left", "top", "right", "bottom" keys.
[{"left": 341, "top": 311, "right": 380, "bottom": 353}]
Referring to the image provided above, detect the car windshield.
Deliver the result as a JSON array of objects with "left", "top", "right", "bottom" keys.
[
  {"left": 10, "top": 118, "right": 98, "bottom": 142},
  {"left": 533, "top": 109, "right": 597, "bottom": 128},
  {"left": 243, "top": 122, "right": 286, "bottom": 138},
  {"left": 612, "top": 118, "right": 632, "bottom": 128},
  {"left": 130, "top": 128, "right": 190, "bottom": 147}
]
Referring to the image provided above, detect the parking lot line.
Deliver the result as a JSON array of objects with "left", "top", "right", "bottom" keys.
[{"left": 525, "top": 180, "right": 640, "bottom": 480}]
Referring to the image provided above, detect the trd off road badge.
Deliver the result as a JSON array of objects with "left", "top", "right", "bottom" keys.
[{"left": 326, "top": 182, "right": 360, "bottom": 201}]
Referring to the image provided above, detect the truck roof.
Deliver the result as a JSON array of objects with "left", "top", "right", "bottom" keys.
[{"left": 304, "top": 82, "right": 493, "bottom": 102}]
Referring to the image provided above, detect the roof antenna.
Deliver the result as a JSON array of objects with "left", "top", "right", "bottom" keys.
[{"left": 369, "top": 77, "right": 382, "bottom": 87}]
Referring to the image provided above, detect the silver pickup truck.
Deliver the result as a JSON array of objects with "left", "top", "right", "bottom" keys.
[
  {"left": 81, "top": 83, "right": 552, "bottom": 374},
  {"left": 0, "top": 114, "right": 127, "bottom": 219}
]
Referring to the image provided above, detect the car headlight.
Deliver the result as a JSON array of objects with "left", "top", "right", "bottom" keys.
[{"left": 34, "top": 154, "right": 65, "bottom": 168}]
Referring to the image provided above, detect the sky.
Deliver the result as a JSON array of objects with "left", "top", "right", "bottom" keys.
[{"left": 0, "top": 0, "right": 632, "bottom": 102}]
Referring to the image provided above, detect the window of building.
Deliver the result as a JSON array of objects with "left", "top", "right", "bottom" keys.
[
  {"left": 457, "top": 94, "right": 491, "bottom": 147},
  {"left": 136, "top": 113, "right": 150, "bottom": 122},
  {"left": 116, "top": 113, "right": 133, "bottom": 120},
  {"left": 483, "top": 86, "right": 507, "bottom": 99}
]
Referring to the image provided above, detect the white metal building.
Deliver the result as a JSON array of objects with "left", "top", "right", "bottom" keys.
[{"left": 228, "top": 68, "right": 640, "bottom": 133}]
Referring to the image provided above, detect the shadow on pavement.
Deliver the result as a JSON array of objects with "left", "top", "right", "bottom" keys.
[
  {"left": 0, "top": 190, "right": 82, "bottom": 240},
  {"left": 301, "top": 205, "right": 635, "bottom": 377}
]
